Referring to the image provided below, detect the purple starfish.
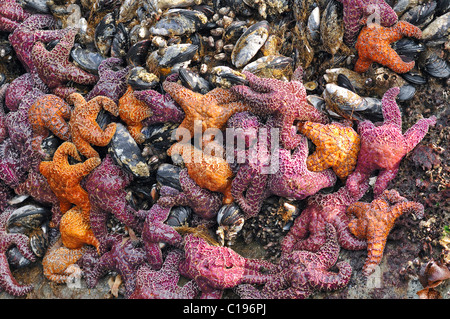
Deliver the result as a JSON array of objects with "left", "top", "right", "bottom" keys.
[
  {"left": 83, "top": 155, "right": 143, "bottom": 242},
  {"left": 0, "top": 138, "right": 27, "bottom": 189},
  {"left": 0, "top": 206, "right": 36, "bottom": 296},
  {"left": 0, "top": 182, "right": 12, "bottom": 211},
  {"left": 79, "top": 235, "right": 146, "bottom": 298},
  {"left": 346, "top": 87, "right": 437, "bottom": 199},
  {"left": 336, "top": 0, "right": 398, "bottom": 45},
  {"left": 5, "top": 73, "right": 36, "bottom": 112},
  {"left": 236, "top": 224, "right": 352, "bottom": 299},
  {"left": 230, "top": 67, "right": 329, "bottom": 150},
  {"left": 157, "top": 168, "right": 223, "bottom": 221},
  {"left": 179, "top": 234, "right": 277, "bottom": 299},
  {"left": 0, "top": 84, "right": 9, "bottom": 144},
  {"left": 0, "top": 0, "right": 31, "bottom": 32},
  {"left": 31, "top": 27, "right": 98, "bottom": 98},
  {"left": 85, "top": 58, "right": 131, "bottom": 104},
  {"left": 8, "top": 14, "right": 68, "bottom": 93},
  {"left": 134, "top": 87, "right": 185, "bottom": 126},
  {"left": 129, "top": 250, "right": 200, "bottom": 299}
]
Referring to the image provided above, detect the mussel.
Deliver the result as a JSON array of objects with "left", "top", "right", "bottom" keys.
[
  {"left": 156, "top": 163, "right": 182, "bottom": 191},
  {"left": 127, "top": 67, "right": 159, "bottom": 90},
  {"left": 178, "top": 68, "right": 213, "bottom": 94},
  {"left": 216, "top": 203, "right": 245, "bottom": 246},
  {"left": 166, "top": 206, "right": 192, "bottom": 227},
  {"left": 150, "top": 9, "right": 208, "bottom": 37}
]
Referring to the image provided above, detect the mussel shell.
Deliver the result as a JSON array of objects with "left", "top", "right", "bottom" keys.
[
  {"left": 157, "top": 0, "right": 203, "bottom": 10},
  {"left": 392, "top": 38, "right": 426, "bottom": 60},
  {"left": 226, "top": 0, "right": 254, "bottom": 16},
  {"left": 436, "top": 0, "right": 450, "bottom": 15},
  {"left": 142, "top": 122, "right": 179, "bottom": 150},
  {"left": 95, "top": 12, "right": 116, "bottom": 56},
  {"left": 242, "top": 55, "right": 293, "bottom": 80},
  {"left": 29, "top": 225, "right": 49, "bottom": 257},
  {"left": 223, "top": 21, "right": 248, "bottom": 43},
  {"left": 217, "top": 203, "right": 244, "bottom": 226},
  {"left": 150, "top": 9, "right": 208, "bottom": 36},
  {"left": 7, "top": 247, "right": 32, "bottom": 269},
  {"left": 166, "top": 206, "right": 192, "bottom": 227},
  {"left": 231, "top": 20, "right": 270, "bottom": 68},
  {"left": 17, "top": 0, "right": 50, "bottom": 13},
  {"left": 40, "top": 135, "right": 61, "bottom": 161},
  {"left": 400, "top": 1, "right": 437, "bottom": 26},
  {"left": 70, "top": 43, "right": 106, "bottom": 75},
  {"left": 108, "top": 123, "right": 150, "bottom": 179},
  {"left": 111, "top": 23, "right": 130, "bottom": 58},
  {"left": 127, "top": 67, "right": 159, "bottom": 90},
  {"left": 178, "top": 68, "right": 213, "bottom": 94},
  {"left": 147, "top": 44, "right": 199, "bottom": 75},
  {"left": 0, "top": 73, "right": 5, "bottom": 86},
  {"left": 397, "top": 84, "right": 416, "bottom": 101},
  {"left": 423, "top": 53, "right": 450, "bottom": 79},
  {"left": 156, "top": 163, "right": 182, "bottom": 191},
  {"left": 6, "top": 204, "right": 51, "bottom": 234},
  {"left": 401, "top": 71, "right": 428, "bottom": 84},
  {"left": 209, "top": 65, "right": 248, "bottom": 88},
  {"left": 422, "top": 12, "right": 450, "bottom": 44},
  {"left": 337, "top": 73, "right": 356, "bottom": 92},
  {"left": 126, "top": 40, "right": 152, "bottom": 67},
  {"left": 307, "top": 6, "right": 321, "bottom": 45}
]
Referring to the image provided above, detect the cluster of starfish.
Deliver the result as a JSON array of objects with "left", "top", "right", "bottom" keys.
[{"left": 0, "top": 0, "right": 438, "bottom": 299}]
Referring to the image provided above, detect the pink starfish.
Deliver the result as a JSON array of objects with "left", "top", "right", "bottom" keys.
[
  {"left": 31, "top": 28, "right": 98, "bottom": 98},
  {"left": 0, "top": 0, "right": 31, "bottom": 32},
  {"left": 346, "top": 87, "right": 437, "bottom": 198}
]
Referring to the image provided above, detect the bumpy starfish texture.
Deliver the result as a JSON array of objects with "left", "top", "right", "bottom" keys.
[
  {"left": 129, "top": 250, "right": 200, "bottom": 299},
  {"left": 117, "top": 86, "right": 153, "bottom": 144},
  {"left": 42, "top": 241, "right": 85, "bottom": 283},
  {"left": 67, "top": 92, "right": 119, "bottom": 158},
  {"left": 0, "top": 85, "right": 7, "bottom": 144},
  {"left": 8, "top": 14, "right": 67, "bottom": 92},
  {"left": 86, "top": 58, "right": 130, "bottom": 103},
  {"left": 354, "top": 21, "right": 422, "bottom": 74},
  {"left": 167, "top": 142, "right": 235, "bottom": 204},
  {"left": 179, "top": 234, "right": 276, "bottom": 299},
  {"left": 163, "top": 79, "right": 250, "bottom": 140},
  {"left": 31, "top": 28, "right": 98, "bottom": 98},
  {"left": 346, "top": 87, "right": 437, "bottom": 198},
  {"left": 138, "top": 203, "right": 184, "bottom": 270},
  {"left": 5, "top": 73, "right": 37, "bottom": 112},
  {"left": 267, "top": 135, "right": 337, "bottom": 200},
  {"left": 0, "top": 138, "right": 27, "bottom": 189},
  {"left": 39, "top": 141, "right": 101, "bottom": 226},
  {"left": 230, "top": 67, "right": 329, "bottom": 150},
  {"left": 59, "top": 206, "right": 100, "bottom": 252},
  {"left": 237, "top": 224, "right": 352, "bottom": 299},
  {"left": 281, "top": 179, "right": 369, "bottom": 253},
  {"left": 336, "top": 0, "right": 398, "bottom": 45},
  {"left": 157, "top": 168, "right": 223, "bottom": 220},
  {"left": 83, "top": 155, "right": 142, "bottom": 242},
  {"left": 299, "top": 121, "right": 360, "bottom": 180},
  {"left": 347, "top": 189, "right": 424, "bottom": 276},
  {"left": 81, "top": 235, "right": 147, "bottom": 298},
  {"left": 0, "top": 0, "right": 31, "bottom": 32},
  {"left": 28, "top": 94, "right": 71, "bottom": 156},
  {"left": 0, "top": 207, "right": 35, "bottom": 296}
]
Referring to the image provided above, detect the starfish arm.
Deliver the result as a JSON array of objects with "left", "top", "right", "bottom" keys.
[
  {"left": 390, "top": 201, "right": 425, "bottom": 220},
  {"left": 373, "top": 166, "right": 399, "bottom": 198},
  {"left": 364, "top": 230, "right": 388, "bottom": 276},
  {"left": 0, "top": 254, "right": 33, "bottom": 296},
  {"left": 90, "top": 96, "right": 119, "bottom": 117},
  {"left": 394, "top": 21, "right": 422, "bottom": 40},
  {"left": 242, "top": 71, "right": 280, "bottom": 93},
  {"left": 231, "top": 85, "right": 277, "bottom": 110},
  {"left": 381, "top": 87, "right": 402, "bottom": 127},
  {"left": 6, "top": 233, "right": 36, "bottom": 261},
  {"left": 207, "top": 87, "right": 239, "bottom": 104},
  {"left": 307, "top": 261, "right": 352, "bottom": 291},
  {"left": 73, "top": 157, "right": 101, "bottom": 179},
  {"left": 403, "top": 116, "right": 437, "bottom": 153},
  {"left": 342, "top": 5, "right": 363, "bottom": 45},
  {"left": 162, "top": 81, "right": 202, "bottom": 111},
  {"left": 346, "top": 202, "right": 371, "bottom": 219},
  {"left": 281, "top": 209, "right": 311, "bottom": 253},
  {"left": 53, "top": 141, "right": 82, "bottom": 162},
  {"left": 45, "top": 113, "right": 71, "bottom": 141},
  {"left": 0, "top": 16, "right": 19, "bottom": 32},
  {"left": 383, "top": 47, "right": 416, "bottom": 74},
  {"left": 354, "top": 56, "right": 374, "bottom": 73},
  {"left": 306, "top": 151, "right": 330, "bottom": 172},
  {"left": 336, "top": 218, "right": 368, "bottom": 250},
  {"left": 98, "top": 57, "right": 122, "bottom": 74}
]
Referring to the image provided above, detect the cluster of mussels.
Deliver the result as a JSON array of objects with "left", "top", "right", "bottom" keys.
[{"left": 0, "top": 0, "right": 448, "bottom": 299}]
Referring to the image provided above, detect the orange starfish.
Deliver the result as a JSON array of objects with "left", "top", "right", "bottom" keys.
[
  {"left": 298, "top": 121, "right": 360, "bottom": 180},
  {"left": 346, "top": 189, "right": 424, "bottom": 276},
  {"left": 43, "top": 241, "right": 85, "bottom": 284},
  {"left": 59, "top": 206, "right": 100, "bottom": 252},
  {"left": 163, "top": 80, "right": 250, "bottom": 139},
  {"left": 118, "top": 86, "right": 152, "bottom": 144},
  {"left": 67, "top": 93, "right": 119, "bottom": 158},
  {"left": 167, "top": 142, "right": 234, "bottom": 204},
  {"left": 28, "top": 94, "right": 72, "bottom": 155},
  {"left": 354, "top": 21, "right": 422, "bottom": 74},
  {"left": 39, "top": 141, "right": 101, "bottom": 224}
]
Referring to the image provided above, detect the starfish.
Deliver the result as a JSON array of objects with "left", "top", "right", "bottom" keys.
[
  {"left": 354, "top": 21, "right": 422, "bottom": 74},
  {"left": 80, "top": 235, "right": 147, "bottom": 298},
  {"left": 8, "top": 14, "right": 68, "bottom": 91},
  {"left": 39, "top": 141, "right": 101, "bottom": 225},
  {"left": 346, "top": 189, "right": 425, "bottom": 276},
  {"left": 28, "top": 93, "right": 72, "bottom": 157},
  {"left": 163, "top": 77, "right": 250, "bottom": 141},
  {"left": 138, "top": 203, "right": 184, "bottom": 270},
  {"left": 266, "top": 135, "right": 337, "bottom": 201},
  {"left": 129, "top": 250, "right": 200, "bottom": 299},
  {"left": 157, "top": 168, "right": 223, "bottom": 220},
  {"left": 0, "top": 206, "right": 36, "bottom": 296},
  {"left": 31, "top": 27, "right": 98, "bottom": 98},
  {"left": 85, "top": 57, "right": 131, "bottom": 104},
  {"left": 230, "top": 66, "right": 329, "bottom": 150},
  {"left": 59, "top": 206, "right": 100, "bottom": 252},
  {"left": 298, "top": 121, "right": 360, "bottom": 180},
  {"left": 67, "top": 92, "right": 119, "bottom": 159},
  {"left": 281, "top": 178, "right": 369, "bottom": 253},
  {"left": 167, "top": 142, "right": 235, "bottom": 204},
  {"left": 236, "top": 224, "right": 352, "bottom": 299},
  {"left": 346, "top": 87, "right": 437, "bottom": 198},
  {"left": 0, "top": 84, "right": 7, "bottom": 144},
  {"left": 0, "top": 0, "right": 31, "bottom": 32},
  {"left": 117, "top": 86, "right": 153, "bottom": 144},
  {"left": 336, "top": 0, "right": 398, "bottom": 45},
  {"left": 42, "top": 240, "right": 85, "bottom": 284},
  {"left": 5, "top": 73, "right": 40, "bottom": 112},
  {"left": 0, "top": 138, "right": 27, "bottom": 189},
  {"left": 179, "top": 234, "right": 276, "bottom": 299},
  {"left": 83, "top": 155, "right": 143, "bottom": 242}
]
